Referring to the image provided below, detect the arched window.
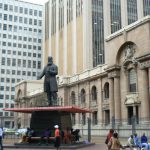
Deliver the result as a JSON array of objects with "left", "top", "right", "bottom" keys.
[
  {"left": 80, "top": 89, "right": 86, "bottom": 103},
  {"left": 71, "top": 91, "right": 76, "bottom": 105},
  {"left": 129, "top": 69, "right": 137, "bottom": 92},
  {"left": 104, "top": 82, "right": 109, "bottom": 99},
  {"left": 91, "top": 86, "right": 97, "bottom": 101}
]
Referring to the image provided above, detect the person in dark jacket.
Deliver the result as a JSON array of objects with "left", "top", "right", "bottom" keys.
[
  {"left": 39, "top": 128, "right": 51, "bottom": 145},
  {"left": 140, "top": 133, "right": 149, "bottom": 150},
  {"left": 38, "top": 56, "right": 58, "bottom": 106}
]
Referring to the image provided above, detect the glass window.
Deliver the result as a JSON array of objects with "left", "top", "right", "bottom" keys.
[
  {"left": 104, "top": 82, "right": 109, "bottom": 99},
  {"left": 39, "top": 11, "right": 42, "bottom": 17},
  {"left": 80, "top": 89, "right": 86, "bottom": 104},
  {"left": 29, "top": 18, "right": 32, "bottom": 25},
  {"left": 129, "top": 69, "right": 137, "bottom": 92},
  {"left": 91, "top": 86, "right": 97, "bottom": 101},
  {"left": 19, "top": 7, "right": 23, "bottom": 13},
  {"left": 3, "top": 24, "right": 7, "bottom": 30},
  {"left": 2, "top": 49, "right": 6, "bottom": 54},
  {"left": 17, "top": 59, "right": 21, "bottom": 67},
  {"left": 4, "top": 14, "right": 7, "bottom": 20},
  {"left": 0, "top": 95, "right": 4, "bottom": 99},
  {"left": 4, "top": 4, "right": 8, "bottom": 11},
  {"left": 38, "top": 20, "right": 42, "bottom": 26},
  {"left": 9, "top": 5, "right": 13, "bottom": 11},
  {"left": 34, "top": 19, "right": 37, "bottom": 25},
  {"left": 19, "top": 17, "right": 22, "bottom": 23},
  {"left": 18, "top": 51, "right": 21, "bottom": 55},
  {"left": 92, "top": 111, "right": 98, "bottom": 125},
  {"left": 14, "top": 16, "right": 17, "bottom": 22},
  {"left": 9, "top": 25, "right": 12, "bottom": 31},
  {"left": 0, "top": 13, "right": 2, "bottom": 20},
  {"left": 24, "top": 8, "right": 28, "bottom": 14},
  {"left": 9, "top": 15, "right": 13, "bottom": 21},
  {"left": 0, "top": 86, "right": 4, "bottom": 91},
  {"left": 33, "top": 61, "right": 36, "bottom": 68},
  {"left": 71, "top": 91, "right": 76, "bottom": 105},
  {"left": 34, "top": 10, "right": 37, "bottom": 16},
  {"left": 14, "top": 6, "right": 18, "bottom": 12},
  {"left": 0, "top": 3, "right": 2, "bottom": 9},
  {"left": 24, "top": 17, "right": 27, "bottom": 24},
  {"left": 22, "top": 71, "right": 26, "bottom": 75},
  {"left": 29, "top": 9, "right": 32, "bottom": 15},
  {"left": 18, "top": 43, "right": 22, "bottom": 48},
  {"left": 14, "top": 26, "right": 17, "bottom": 32},
  {"left": 3, "top": 34, "right": 6, "bottom": 38},
  {"left": 0, "top": 103, "right": 3, "bottom": 108}
]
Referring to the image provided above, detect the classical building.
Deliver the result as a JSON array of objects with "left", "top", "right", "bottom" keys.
[
  {"left": 0, "top": 0, "right": 43, "bottom": 128},
  {"left": 57, "top": 17, "right": 150, "bottom": 137},
  {"left": 15, "top": 0, "right": 150, "bottom": 137}
]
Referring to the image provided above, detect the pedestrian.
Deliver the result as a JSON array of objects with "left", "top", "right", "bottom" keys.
[
  {"left": 38, "top": 128, "right": 51, "bottom": 145},
  {"left": 105, "top": 129, "right": 114, "bottom": 150},
  {"left": 108, "top": 132, "right": 122, "bottom": 150},
  {"left": 128, "top": 135, "right": 134, "bottom": 150},
  {"left": 0, "top": 127, "right": 3, "bottom": 150},
  {"left": 54, "top": 125, "right": 61, "bottom": 150},
  {"left": 140, "top": 133, "right": 149, "bottom": 150}
]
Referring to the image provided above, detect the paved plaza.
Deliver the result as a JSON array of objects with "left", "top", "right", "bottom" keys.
[{"left": 3, "top": 144, "right": 106, "bottom": 150}]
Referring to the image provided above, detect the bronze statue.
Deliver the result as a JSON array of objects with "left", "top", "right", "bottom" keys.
[{"left": 38, "top": 56, "right": 58, "bottom": 106}]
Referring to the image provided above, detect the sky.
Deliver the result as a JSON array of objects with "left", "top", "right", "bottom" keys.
[{"left": 22, "top": 0, "right": 48, "bottom": 5}]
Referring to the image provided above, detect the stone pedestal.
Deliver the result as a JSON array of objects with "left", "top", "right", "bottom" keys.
[{"left": 30, "top": 111, "right": 72, "bottom": 136}]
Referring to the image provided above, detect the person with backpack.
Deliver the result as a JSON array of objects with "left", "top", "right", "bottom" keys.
[
  {"left": 108, "top": 132, "right": 122, "bottom": 150},
  {"left": 105, "top": 129, "right": 114, "bottom": 150}
]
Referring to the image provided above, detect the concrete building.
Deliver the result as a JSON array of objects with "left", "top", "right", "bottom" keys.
[
  {"left": 15, "top": 0, "right": 150, "bottom": 137},
  {"left": 0, "top": 0, "right": 43, "bottom": 128}
]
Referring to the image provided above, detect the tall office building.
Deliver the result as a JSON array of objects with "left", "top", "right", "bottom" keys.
[
  {"left": 44, "top": 0, "right": 150, "bottom": 75},
  {"left": 0, "top": 0, "right": 43, "bottom": 128}
]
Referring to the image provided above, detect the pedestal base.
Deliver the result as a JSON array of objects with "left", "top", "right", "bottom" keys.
[{"left": 30, "top": 110, "right": 72, "bottom": 136}]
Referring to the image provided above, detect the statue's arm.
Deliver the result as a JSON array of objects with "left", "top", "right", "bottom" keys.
[{"left": 37, "top": 66, "right": 46, "bottom": 79}]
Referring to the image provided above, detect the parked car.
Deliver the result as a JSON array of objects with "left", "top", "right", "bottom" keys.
[
  {"left": 15, "top": 128, "right": 27, "bottom": 136},
  {"left": 3, "top": 128, "right": 16, "bottom": 135}
]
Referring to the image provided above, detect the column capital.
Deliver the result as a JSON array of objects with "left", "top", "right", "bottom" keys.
[
  {"left": 105, "top": 65, "right": 121, "bottom": 79},
  {"left": 108, "top": 70, "right": 120, "bottom": 79}
]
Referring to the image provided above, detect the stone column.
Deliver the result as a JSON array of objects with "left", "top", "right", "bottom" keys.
[
  {"left": 114, "top": 77, "right": 121, "bottom": 124},
  {"left": 97, "top": 78, "right": 103, "bottom": 126},
  {"left": 139, "top": 69, "right": 150, "bottom": 121},
  {"left": 109, "top": 78, "right": 114, "bottom": 123},
  {"left": 149, "top": 68, "right": 150, "bottom": 101}
]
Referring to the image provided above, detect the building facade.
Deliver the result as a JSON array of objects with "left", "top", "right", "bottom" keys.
[
  {"left": 56, "top": 17, "right": 150, "bottom": 137},
  {"left": 44, "top": 0, "right": 150, "bottom": 75},
  {"left": 42, "top": 0, "right": 150, "bottom": 137},
  {"left": 0, "top": 0, "right": 43, "bottom": 128},
  {"left": 14, "top": 0, "right": 150, "bottom": 137}
]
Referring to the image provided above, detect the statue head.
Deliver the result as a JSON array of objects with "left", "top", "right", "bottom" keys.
[{"left": 48, "top": 56, "right": 53, "bottom": 65}]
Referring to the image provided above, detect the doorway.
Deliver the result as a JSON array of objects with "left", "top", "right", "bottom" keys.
[
  {"left": 128, "top": 106, "right": 133, "bottom": 125},
  {"left": 105, "top": 110, "right": 110, "bottom": 125}
]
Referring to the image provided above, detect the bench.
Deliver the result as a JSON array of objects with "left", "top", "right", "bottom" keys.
[{"left": 122, "top": 144, "right": 145, "bottom": 150}]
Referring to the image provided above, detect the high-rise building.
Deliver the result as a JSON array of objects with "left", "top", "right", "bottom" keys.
[
  {"left": 44, "top": 0, "right": 150, "bottom": 73},
  {"left": 0, "top": 0, "right": 43, "bottom": 128}
]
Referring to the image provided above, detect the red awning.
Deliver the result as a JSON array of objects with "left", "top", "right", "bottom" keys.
[{"left": 3, "top": 106, "right": 92, "bottom": 113}]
